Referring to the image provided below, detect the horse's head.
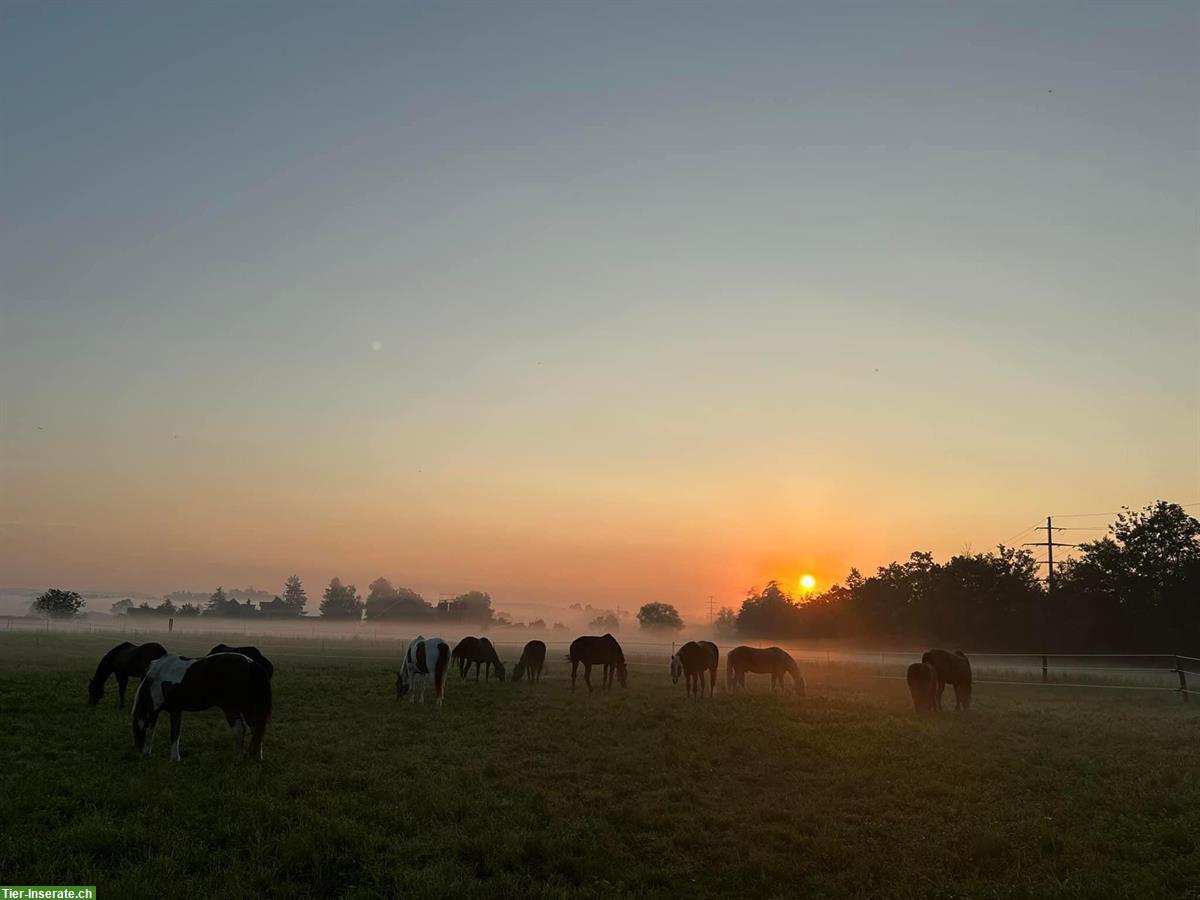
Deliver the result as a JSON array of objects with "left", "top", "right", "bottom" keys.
[
  {"left": 616, "top": 661, "right": 628, "bottom": 688},
  {"left": 87, "top": 679, "right": 103, "bottom": 706},
  {"left": 494, "top": 661, "right": 506, "bottom": 682},
  {"left": 512, "top": 661, "right": 525, "bottom": 681},
  {"left": 395, "top": 667, "right": 411, "bottom": 699},
  {"left": 669, "top": 653, "right": 682, "bottom": 684}
]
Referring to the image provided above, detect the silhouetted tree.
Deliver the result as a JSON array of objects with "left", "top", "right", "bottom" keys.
[
  {"left": 282, "top": 574, "right": 308, "bottom": 614},
  {"left": 714, "top": 606, "right": 738, "bottom": 637},
  {"left": 320, "top": 577, "right": 363, "bottom": 619},
  {"left": 35, "top": 588, "right": 85, "bottom": 618},
  {"left": 588, "top": 612, "right": 620, "bottom": 631},
  {"left": 364, "top": 578, "right": 431, "bottom": 620},
  {"left": 110, "top": 598, "right": 134, "bottom": 616},
  {"left": 637, "top": 602, "right": 684, "bottom": 631}
]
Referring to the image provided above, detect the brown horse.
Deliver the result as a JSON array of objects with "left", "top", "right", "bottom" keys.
[
  {"left": 88, "top": 641, "right": 168, "bottom": 707},
  {"left": 670, "top": 640, "right": 719, "bottom": 697},
  {"left": 569, "top": 634, "right": 626, "bottom": 692},
  {"left": 512, "top": 640, "right": 546, "bottom": 682},
  {"left": 726, "top": 646, "right": 805, "bottom": 695},
  {"left": 906, "top": 662, "right": 939, "bottom": 713},
  {"left": 452, "top": 636, "right": 506, "bottom": 681},
  {"left": 922, "top": 649, "right": 972, "bottom": 711}
]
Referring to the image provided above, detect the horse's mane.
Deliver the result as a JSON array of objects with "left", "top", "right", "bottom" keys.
[{"left": 91, "top": 641, "right": 134, "bottom": 687}]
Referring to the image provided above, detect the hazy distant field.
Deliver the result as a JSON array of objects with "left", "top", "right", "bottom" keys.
[{"left": 1, "top": 632, "right": 1196, "bottom": 899}]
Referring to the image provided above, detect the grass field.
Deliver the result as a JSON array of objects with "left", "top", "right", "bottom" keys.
[{"left": 1, "top": 632, "right": 1196, "bottom": 899}]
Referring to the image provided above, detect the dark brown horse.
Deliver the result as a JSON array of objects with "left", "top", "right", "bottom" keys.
[
  {"left": 569, "top": 634, "right": 626, "bottom": 692},
  {"left": 452, "top": 636, "right": 480, "bottom": 678},
  {"left": 726, "top": 646, "right": 805, "bottom": 695},
  {"left": 88, "top": 641, "right": 168, "bottom": 707},
  {"left": 513, "top": 640, "right": 546, "bottom": 682},
  {"left": 906, "top": 661, "right": 939, "bottom": 713},
  {"left": 452, "top": 636, "right": 506, "bottom": 681},
  {"left": 922, "top": 649, "right": 972, "bottom": 711},
  {"left": 670, "top": 640, "right": 719, "bottom": 697}
]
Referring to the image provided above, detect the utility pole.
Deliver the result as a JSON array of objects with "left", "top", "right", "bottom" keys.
[
  {"left": 708, "top": 595, "right": 715, "bottom": 626},
  {"left": 1024, "top": 516, "right": 1076, "bottom": 595}
]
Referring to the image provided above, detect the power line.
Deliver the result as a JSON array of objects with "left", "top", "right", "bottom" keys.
[{"left": 1023, "top": 516, "right": 1077, "bottom": 595}]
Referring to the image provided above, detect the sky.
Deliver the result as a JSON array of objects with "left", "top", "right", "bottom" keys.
[{"left": 1, "top": 1, "right": 1197, "bottom": 618}]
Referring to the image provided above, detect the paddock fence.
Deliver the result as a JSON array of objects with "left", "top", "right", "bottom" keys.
[{"left": 5, "top": 614, "right": 1196, "bottom": 703}]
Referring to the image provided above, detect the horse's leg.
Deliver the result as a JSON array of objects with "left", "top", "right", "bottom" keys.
[
  {"left": 709, "top": 667, "right": 717, "bottom": 697},
  {"left": 223, "top": 709, "right": 245, "bottom": 761},
  {"left": 583, "top": 663, "right": 593, "bottom": 693},
  {"left": 571, "top": 659, "right": 579, "bottom": 692},
  {"left": 117, "top": 674, "right": 128, "bottom": 708},
  {"left": 935, "top": 679, "right": 945, "bottom": 711},
  {"left": 485, "top": 662, "right": 490, "bottom": 682},
  {"left": 247, "top": 711, "right": 266, "bottom": 761},
  {"left": 474, "top": 662, "right": 481, "bottom": 682},
  {"left": 169, "top": 710, "right": 183, "bottom": 762}
]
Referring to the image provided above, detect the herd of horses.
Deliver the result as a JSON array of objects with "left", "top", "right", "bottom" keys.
[{"left": 87, "top": 634, "right": 973, "bottom": 762}]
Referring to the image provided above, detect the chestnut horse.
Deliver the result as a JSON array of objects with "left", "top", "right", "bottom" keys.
[
  {"left": 513, "top": 640, "right": 546, "bottom": 682},
  {"left": 568, "top": 634, "right": 626, "bottom": 692},
  {"left": 906, "top": 661, "right": 939, "bottom": 713},
  {"left": 670, "top": 640, "right": 719, "bottom": 697},
  {"left": 922, "top": 649, "right": 972, "bottom": 711},
  {"left": 726, "top": 646, "right": 805, "bottom": 695}
]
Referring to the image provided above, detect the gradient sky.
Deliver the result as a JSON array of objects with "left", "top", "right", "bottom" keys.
[{"left": 2, "top": 1, "right": 1197, "bottom": 616}]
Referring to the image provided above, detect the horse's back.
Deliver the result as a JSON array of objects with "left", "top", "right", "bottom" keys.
[{"left": 923, "top": 648, "right": 970, "bottom": 685}]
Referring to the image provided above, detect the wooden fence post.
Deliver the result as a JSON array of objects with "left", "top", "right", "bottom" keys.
[
  {"left": 1176, "top": 655, "right": 1188, "bottom": 703},
  {"left": 1042, "top": 654, "right": 1048, "bottom": 683}
]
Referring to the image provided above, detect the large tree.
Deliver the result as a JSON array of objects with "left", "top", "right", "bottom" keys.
[
  {"left": 34, "top": 588, "right": 85, "bottom": 618},
  {"left": 320, "top": 577, "right": 363, "bottom": 619},
  {"left": 363, "top": 578, "right": 431, "bottom": 620},
  {"left": 636, "top": 602, "right": 684, "bottom": 632},
  {"left": 282, "top": 574, "right": 308, "bottom": 614}
]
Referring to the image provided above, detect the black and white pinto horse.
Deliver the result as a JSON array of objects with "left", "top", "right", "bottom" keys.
[
  {"left": 132, "top": 652, "right": 272, "bottom": 761},
  {"left": 396, "top": 636, "right": 450, "bottom": 705},
  {"left": 670, "top": 640, "right": 720, "bottom": 698},
  {"left": 89, "top": 641, "right": 168, "bottom": 707},
  {"left": 568, "top": 634, "right": 627, "bottom": 692},
  {"left": 208, "top": 643, "right": 275, "bottom": 678}
]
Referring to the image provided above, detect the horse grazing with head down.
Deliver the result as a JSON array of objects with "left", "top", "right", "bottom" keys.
[
  {"left": 89, "top": 641, "right": 168, "bottom": 707},
  {"left": 132, "top": 652, "right": 271, "bottom": 762},
  {"left": 922, "top": 649, "right": 972, "bottom": 711},
  {"left": 906, "top": 662, "right": 939, "bottom": 713},
  {"left": 670, "top": 640, "right": 719, "bottom": 697},
  {"left": 513, "top": 640, "right": 546, "bottom": 682},
  {"left": 452, "top": 636, "right": 479, "bottom": 678},
  {"left": 726, "top": 646, "right": 805, "bottom": 696},
  {"left": 208, "top": 644, "right": 274, "bottom": 678},
  {"left": 397, "top": 636, "right": 450, "bottom": 705},
  {"left": 568, "top": 634, "right": 626, "bottom": 692},
  {"left": 452, "top": 636, "right": 506, "bottom": 682}
]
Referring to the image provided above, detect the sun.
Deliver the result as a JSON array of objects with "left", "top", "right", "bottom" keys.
[{"left": 800, "top": 574, "right": 816, "bottom": 592}]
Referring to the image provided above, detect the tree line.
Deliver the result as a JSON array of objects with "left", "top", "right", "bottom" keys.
[
  {"left": 30, "top": 500, "right": 1197, "bottom": 651},
  {"left": 718, "top": 501, "right": 1198, "bottom": 652}
]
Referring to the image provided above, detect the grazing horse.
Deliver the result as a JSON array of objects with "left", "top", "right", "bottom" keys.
[
  {"left": 397, "top": 636, "right": 450, "bottom": 705},
  {"left": 670, "top": 640, "right": 719, "bottom": 697},
  {"left": 568, "top": 634, "right": 627, "bottom": 692},
  {"left": 88, "top": 641, "right": 167, "bottom": 707},
  {"left": 132, "top": 653, "right": 271, "bottom": 761},
  {"left": 906, "top": 662, "right": 939, "bottom": 713},
  {"left": 453, "top": 636, "right": 506, "bottom": 682},
  {"left": 513, "top": 640, "right": 546, "bottom": 682},
  {"left": 726, "top": 646, "right": 805, "bottom": 696},
  {"left": 208, "top": 644, "right": 274, "bottom": 678},
  {"left": 452, "top": 636, "right": 482, "bottom": 678},
  {"left": 922, "top": 649, "right": 972, "bottom": 711}
]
